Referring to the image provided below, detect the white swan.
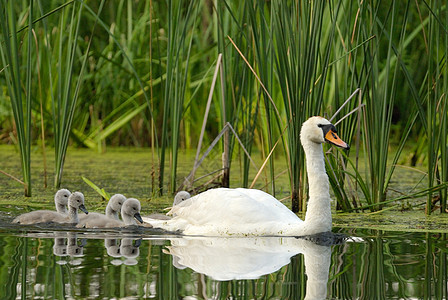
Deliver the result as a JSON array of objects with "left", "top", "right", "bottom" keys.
[
  {"left": 147, "top": 116, "right": 349, "bottom": 236},
  {"left": 142, "top": 191, "right": 191, "bottom": 222},
  {"left": 13, "top": 192, "right": 88, "bottom": 225},
  {"left": 77, "top": 198, "right": 143, "bottom": 228},
  {"left": 78, "top": 194, "right": 127, "bottom": 225}
]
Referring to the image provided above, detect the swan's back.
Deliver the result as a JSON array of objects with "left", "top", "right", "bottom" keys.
[
  {"left": 78, "top": 194, "right": 127, "bottom": 225},
  {"left": 13, "top": 210, "right": 64, "bottom": 225},
  {"left": 77, "top": 214, "right": 124, "bottom": 228},
  {"left": 13, "top": 189, "right": 71, "bottom": 224},
  {"left": 153, "top": 188, "right": 303, "bottom": 236},
  {"left": 13, "top": 192, "right": 87, "bottom": 225}
]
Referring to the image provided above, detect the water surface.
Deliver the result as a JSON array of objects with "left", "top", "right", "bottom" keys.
[
  {"left": 0, "top": 221, "right": 446, "bottom": 299},
  {"left": 1, "top": 146, "right": 446, "bottom": 298}
]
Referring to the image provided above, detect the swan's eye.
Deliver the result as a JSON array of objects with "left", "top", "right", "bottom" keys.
[
  {"left": 318, "top": 123, "right": 337, "bottom": 134},
  {"left": 118, "top": 202, "right": 122, "bottom": 205}
]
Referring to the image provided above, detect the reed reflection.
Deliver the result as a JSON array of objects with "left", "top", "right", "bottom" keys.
[{"left": 164, "top": 232, "right": 345, "bottom": 300}]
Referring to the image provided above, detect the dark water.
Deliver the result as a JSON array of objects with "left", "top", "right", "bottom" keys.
[{"left": 0, "top": 222, "right": 446, "bottom": 299}]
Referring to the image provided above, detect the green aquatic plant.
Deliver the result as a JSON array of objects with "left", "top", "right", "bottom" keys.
[
  {"left": 0, "top": 0, "right": 34, "bottom": 196},
  {"left": 51, "top": 1, "right": 94, "bottom": 188},
  {"left": 271, "top": 0, "right": 339, "bottom": 212},
  {"left": 158, "top": 0, "right": 199, "bottom": 194},
  {"left": 1, "top": 0, "right": 448, "bottom": 217},
  {"left": 81, "top": 176, "right": 110, "bottom": 201},
  {"left": 423, "top": 0, "right": 448, "bottom": 214}
]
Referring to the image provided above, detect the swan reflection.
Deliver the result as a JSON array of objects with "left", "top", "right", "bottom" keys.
[
  {"left": 105, "top": 238, "right": 142, "bottom": 265},
  {"left": 53, "top": 233, "right": 86, "bottom": 257},
  {"left": 164, "top": 232, "right": 345, "bottom": 300}
]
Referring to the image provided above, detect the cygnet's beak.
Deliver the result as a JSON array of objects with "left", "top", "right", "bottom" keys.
[
  {"left": 134, "top": 212, "right": 143, "bottom": 224},
  {"left": 325, "top": 129, "right": 350, "bottom": 150},
  {"left": 79, "top": 204, "right": 89, "bottom": 214}
]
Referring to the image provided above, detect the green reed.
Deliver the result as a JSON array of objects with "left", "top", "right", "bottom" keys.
[
  {"left": 271, "top": 0, "right": 338, "bottom": 211},
  {"left": 0, "top": 0, "right": 34, "bottom": 196},
  {"left": 325, "top": 0, "right": 441, "bottom": 212},
  {"left": 158, "top": 0, "right": 199, "bottom": 194},
  {"left": 424, "top": 0, "right": 448, "bottom": 214},
  {"left": 51, "top": 1, "right": 87, "bottom": 187},
  {"left": 216, "top": 1, "right": 263, "bottom": 189},
  {"left": 242, "top": 0, "right": 277, "bottom": 192},
  {"left": 1, "top": 0, "right": 448, "bottom": 214},
  {"left": 358, "top": 1, "right": 404, "bottom": 209}
]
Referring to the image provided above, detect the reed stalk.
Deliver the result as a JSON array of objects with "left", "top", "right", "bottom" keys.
[
  {"left": 424, "top": 0, "right": 448, "bottom": 214},
  {"left": 158, "top": 0, "right": 198, "bottom": 194},
  {"left": 0, "top": 0, "right": 33, "bottom": 196},
  {"left": 243, "top": 0, "right": 277, "bottom": 192},
  {"left": 271, "top": 0, "right": 337, "bottom": 212},
  {"left": 51, "top": 1, "right": 102, "bottom": 187},
  {"left": 336, "top": 0, "right": 421, "bottom": 211},
  {"left": 1, "top": 0, "right": 448, "bottom": 215}
]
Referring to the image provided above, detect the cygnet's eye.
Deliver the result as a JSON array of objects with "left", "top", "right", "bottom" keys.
[{"left": 64, "top": 194, "right": 68, "bottom": 197}]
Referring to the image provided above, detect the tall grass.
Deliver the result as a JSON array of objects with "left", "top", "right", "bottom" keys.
[
  {"left": 424, "top": 0, "right": 448, "bottom": 214},
  {"left": 242, "top": 0, "right": 277, "bottom": 192},
  {"left": 50, "top": 1, "right": 97, "bottom": 188},
  {"left": 325, "top": 1, "right": 447, "bottom": 212},
  {"left": 0, "top": 0, "right": 33, "bottom": 196},
  {"left": 361, "top": 1, "right": 403, "bottom": 209},
  {"left": 271, "top": 1, "right": 339, "bottom": 212},
  {"left": 158, "top": 0, "right": 199, "bottom": 194},
  {"left": 1, "top": 0, "right": 448, "bottom": 214}
]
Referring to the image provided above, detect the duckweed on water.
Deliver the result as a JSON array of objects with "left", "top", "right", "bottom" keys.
[{"left": 0, "top": 146, "right": 174, "bottom": 215}]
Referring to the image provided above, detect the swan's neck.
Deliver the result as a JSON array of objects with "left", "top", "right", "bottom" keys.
[
  {"left": 122, "top": 213, "right": 137, "bottom": 225},
  {"left": 56, "top": 203, "right": 67, "bottom": 214},
  {"left": 106, "top": 205, "right": 119, "bottom": 220},
  {"left": 301, "top": 141, "right": 332, "bottom": 233},
  {"left": 68, "top": 206, "right": 79, "bottom": 224}
]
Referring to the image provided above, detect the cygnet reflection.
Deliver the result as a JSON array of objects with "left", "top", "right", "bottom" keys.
[
  {"left": 104, "top": 237, "right": 142, "bottom": 265},
  {"left": 164, "top": 232, "right": 345, "bottom": 300},
  {"left": 53, "top": 233, "right": 86, "bottom": 258},
  {"left": 105, "top": 238, "right": 121, "bottom": 258}
]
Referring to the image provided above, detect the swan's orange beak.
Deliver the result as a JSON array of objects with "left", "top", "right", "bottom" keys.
[{"left": 325, "top": 129, "right": 350, "bottom": 149}]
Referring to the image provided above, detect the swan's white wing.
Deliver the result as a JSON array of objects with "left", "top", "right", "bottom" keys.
[
  {"left": 149, "top": 188, "right": 303, "bottom": 236},
  {"left": 235, "top": 188, "right": 298, "bottom": 217}
]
